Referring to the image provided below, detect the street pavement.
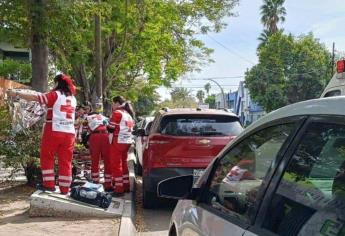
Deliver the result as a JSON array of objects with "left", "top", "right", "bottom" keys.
[{"left": 135, "top": 178, "right": 175, "bottom": 236}]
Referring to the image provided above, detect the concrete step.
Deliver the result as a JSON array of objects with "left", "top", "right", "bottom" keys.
[{"left": 29, "top": 189, "right": 126, "bottom": 218}]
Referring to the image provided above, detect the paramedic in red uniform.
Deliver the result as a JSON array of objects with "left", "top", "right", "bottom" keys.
[
  {"left": 86, "top": 107, "right": 112, "bottom": 190},
  {"left": 7, "top": 74, "right": 77, "bottom": 194},
  {"left": 107, "top": 96, "right": 135, "bottom": 196}
]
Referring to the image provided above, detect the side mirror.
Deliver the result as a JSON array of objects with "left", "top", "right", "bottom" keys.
[
  {"left": 158, "top": 175, "right": 198, "bottom": 200},
  {"left": 133, "top": 128, "right": 146, "bottom": 136}
]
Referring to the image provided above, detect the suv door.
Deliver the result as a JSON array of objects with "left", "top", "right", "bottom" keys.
[
  {"left": 175, "top": 118, "right": 303, "bottom": 236},
  {"left": 253, "top": 116, "right": 345, "bottom": 236}
]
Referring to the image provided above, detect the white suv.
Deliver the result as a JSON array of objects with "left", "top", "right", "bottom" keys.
[
  {"left": 133, "top": 116, "right": 154, "bottom": 175},
  {"left": 159, "top": 96, "right": 345, "bottom": 236}
]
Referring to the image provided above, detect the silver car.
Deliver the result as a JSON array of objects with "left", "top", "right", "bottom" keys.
[
  {"left": 159, "top": 96, "right": 345, "bottom": 236},
  {"left": 133, "top": 116, "right": 154, "bottom": 175}
]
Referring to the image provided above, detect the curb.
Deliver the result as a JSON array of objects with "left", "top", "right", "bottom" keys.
[{"left": 119, "top": 160, "right": 137, "bottom": 236}]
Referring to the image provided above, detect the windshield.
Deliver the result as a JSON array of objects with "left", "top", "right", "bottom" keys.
[{"left": 160, "top": 115, "right": 243, "bottom": 136}]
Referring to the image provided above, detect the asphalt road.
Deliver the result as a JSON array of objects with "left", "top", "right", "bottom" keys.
[{"left": 135, "top": 177, "right": 176, "bottom": 236}]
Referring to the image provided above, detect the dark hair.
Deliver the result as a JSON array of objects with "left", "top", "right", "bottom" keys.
[
  {"left": 54, "top": 74, "right": 72, "bottom": 96},
  {"left": 113, "top": 95, "right": 135, "bottom": 119},
  {"left": 82, "top": 101, "right": 92, "bottom": 112},
  {"left": 113, "top": 96, "right": 126, "bottom": 105}
]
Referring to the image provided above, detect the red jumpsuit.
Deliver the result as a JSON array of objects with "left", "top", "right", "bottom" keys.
[
  {"left": 86, "top": 114, "right": 112, "bottom": 189},
  {"left": 108, "top": 108, "right": 134, "bottom": 193},
  {"left": 37, "top": 91, "right": 76, "bottom": 194}
]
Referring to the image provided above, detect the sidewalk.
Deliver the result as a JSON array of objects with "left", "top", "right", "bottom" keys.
[{"left": 0, "top": 158, "right": 137, "bottom": 236}]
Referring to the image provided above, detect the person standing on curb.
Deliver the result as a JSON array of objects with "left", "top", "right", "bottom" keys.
[
  {"left": 86, "top": 103, "right": 112, "bottom": 190},
  {"left": 7, "top": 74, "right": 77, "bottom": 195},
  {"left": 107, "top": 96, "right": 135, "bottom": 196}
]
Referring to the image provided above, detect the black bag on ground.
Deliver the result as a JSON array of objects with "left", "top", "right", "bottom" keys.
[{"left": 70, "top": 182, "right": 112, "bottom": 209}]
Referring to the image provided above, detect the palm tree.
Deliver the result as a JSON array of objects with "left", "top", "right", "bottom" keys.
[
  {"left": 204, "top": 83, "right": 211, "bottom": 95},
  {"left": 260, "top": 0, "right": 286, "bottom": 34},
  {"left": 196, "top": 90, "right": 205, "bottom": 103},
  {"left": 258, "top": 28, "right": 283, "bottom": 49},
  {"left": 170, "top": 87, "right": 192, "bottom": 102},
  {"left": 258, "top": 0, "right": 286, "bottom": 49},
  {"left": 258, "top": 29, "right": 271, "bottom": 49}
]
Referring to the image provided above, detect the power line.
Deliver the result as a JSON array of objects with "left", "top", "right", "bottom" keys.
[
  {"left": 207, "top": 34, "right": 257, "bottom": 65},
  {"left": 207, "top": 35, "right": 330, "bottom": 77},
  {"left": 181, "top": 76, "right": 244, "bottom": 80},
  {"left": 171, "top": 85, "right": 238, "bottom": 88}
]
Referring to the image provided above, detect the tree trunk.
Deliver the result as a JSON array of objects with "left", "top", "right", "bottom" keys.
[
  {"left": 30, "top": 0, "right": 48, "bottom": 92},
  {"left": 94, "top": 1, "right": 102, "bottom": 108},
  {"left": 79, "top": 64, "right": 91, "bottom": 103}
]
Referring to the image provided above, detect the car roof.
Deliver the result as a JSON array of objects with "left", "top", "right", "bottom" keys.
[
  {"left": 242, "top": 96, "right": 345, "bottom": 137},
  {"left": 159, "top": 108, "right": 238, "bottom": 117}
]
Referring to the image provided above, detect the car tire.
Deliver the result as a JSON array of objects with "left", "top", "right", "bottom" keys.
[{"left": 142, "top": 180, "right": 157, "bottom": 209}]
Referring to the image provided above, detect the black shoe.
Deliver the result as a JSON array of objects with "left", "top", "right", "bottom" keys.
[
  {"left": 112, "top": 192, "right": 124, "bottom": 197},
  {"left": 104, "top": 188, "right": 114, "bottom": 193},
  {"left": 37, "top": 184, "right": 56, "bottom": 192}
]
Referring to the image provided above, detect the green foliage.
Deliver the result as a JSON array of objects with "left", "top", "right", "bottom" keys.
[
  {"left": 245, "top": 32, "right": 332, "bottom": 112},
  {"left": 159, "top": 87, "right": 197, "bottom": 108},
  {"left": 0, "top": 105, "right": 41, "bottom": 185},
  {"left": 0, "top": 59, "right": 32, "bottom": 83},
  {"left": 134, "top": 92, "right": 160, "bottom": 117},
  {"left": 0, "top": 0, "right": 239, "bottom": 105},
  {"left": 205, "top": 94, "right": 216, "bottom": 108},
  {"left": 0, "top": 105, "right": 11, "bottom": 139}
]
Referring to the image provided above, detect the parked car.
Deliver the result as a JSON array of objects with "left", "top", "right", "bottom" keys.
[
  {"left": 138, "top": 108, "right": 243, "bottom": 208},
  {"left": 133, "top": 116, "right": 154, "bottom": 175},
  {"left": 159, "top": 96, "right": 345, "bottom": 236}
]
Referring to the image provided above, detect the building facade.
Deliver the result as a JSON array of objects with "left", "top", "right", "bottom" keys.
[
  {"left": 229, "top": 81, "right": 266, "bottom": 126},
  {"left": 0, "top": 42, "right": 30, "bottom": 62}
]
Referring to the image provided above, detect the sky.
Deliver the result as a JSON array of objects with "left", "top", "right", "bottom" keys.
[{"left": 157, "top": 0, "right": 345, "bottom": 101}]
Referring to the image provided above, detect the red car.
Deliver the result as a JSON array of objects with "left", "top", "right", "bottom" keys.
[{"left": 136, "top": 108, "right": 243, "bottom": 208}]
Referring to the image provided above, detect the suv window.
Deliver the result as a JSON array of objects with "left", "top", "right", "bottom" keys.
[
  {"left": 159, "top": 115, "right": 242, "bottom": 136},
  {"left": 206, "top": 123, "right": 297, "bottom": 223},
  {"left": 263, "top": 122, "right": 345, "bottom": 236}
]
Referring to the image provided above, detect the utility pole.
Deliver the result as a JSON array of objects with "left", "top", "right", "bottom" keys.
[
  {"left": 95, "top": 0, "right": 102, "bottom": 110},
  {"left": 208, "top": 79, "right": 226, "bottom": 109},
  {"left": 331, "top": 42, "right": 335, "bottom": 75}
]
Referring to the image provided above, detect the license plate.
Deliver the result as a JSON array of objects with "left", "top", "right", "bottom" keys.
[{"left": 193, "top": 169, "right": 204, "bottom": 184}]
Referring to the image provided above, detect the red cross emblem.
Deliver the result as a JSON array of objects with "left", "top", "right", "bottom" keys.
[
  {"left": 60, "top": 99, "right": 75, "bottom": 119},
  {"left": 125, "top": 120, "right": 134, "bottom": 131}
]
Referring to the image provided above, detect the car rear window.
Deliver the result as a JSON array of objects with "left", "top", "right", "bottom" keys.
[{"left": 159, "top": 115, "right": 242, "bottom": 136}]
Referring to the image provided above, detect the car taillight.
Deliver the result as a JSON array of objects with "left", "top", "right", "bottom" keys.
[{"left": 337, "top": 59, "right": 345, "bottom": 74}]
